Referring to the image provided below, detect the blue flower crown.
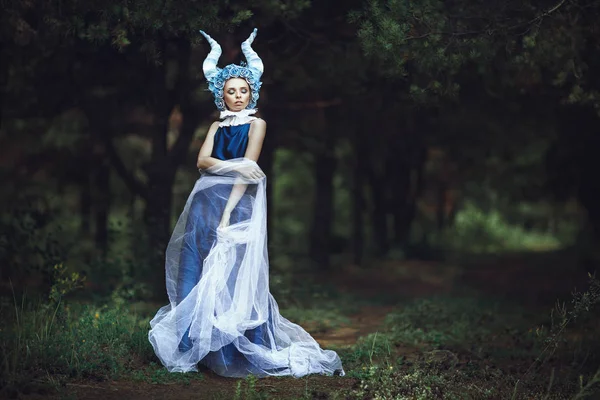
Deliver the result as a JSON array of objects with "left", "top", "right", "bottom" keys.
[
  {"left": 207, "top": 63, "right": 263, "bottom": 111},
  {"left": 200, "top": 29, "right": 264, "bottom": 112}
]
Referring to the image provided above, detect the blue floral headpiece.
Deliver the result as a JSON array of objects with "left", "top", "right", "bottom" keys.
[{"left": 199, "top": 29, "right": 264, "bottom": 111}]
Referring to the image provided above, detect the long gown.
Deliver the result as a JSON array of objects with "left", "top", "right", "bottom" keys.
[{"left": 148, "top": 121, "right": 344, "bottom": 378}]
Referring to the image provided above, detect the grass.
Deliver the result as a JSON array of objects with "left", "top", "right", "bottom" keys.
[
  {"left": 0, "top": 294, "right": 156, "bottom": 393},
  {"left": 130, "top": 362, "right": 204, "bottom": 385},
  {"left": 281, "top": 307, "right": 351, "bottom": 333},
  {"left": 1, "top": 272, "right": 599, "bottom": 399},
  {"left": 336, "top": 277, "right": 600, "bottom": 400},
  {"left": 0, "top": 286, "right": 354, "bottom": 399}
]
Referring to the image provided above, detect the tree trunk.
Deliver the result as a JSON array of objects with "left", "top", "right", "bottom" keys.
[
  {"left": 310, "top": 153, "right": 336, "bottom": 268},
  {"left": 257, "top": 107, "right": 278, "bottom": 237},
  {"left": 391, "top": 114, "right": 427, "bottom": 248},
  {"left": 435, "top": 179, "right": 447, "bottom": 231},
  {"left": 577, "top": 151, "right": 600, "bottom": 239},
  {"left": 77, "top": 37, "right": 205, "bottom": 300},
  {"left": 145, "top": 116, "right": 174, "bottom": 297},
  {"left": 553, "top": 105, "right": 600, "bottom": 238},
  {"left": 0, "top": 42, "right": 7, "bottom": 132},
  {"left": 140, "top": 38, "right": 200, "bottom": 299},
  {"left": 80, "top": 174, "right": 92, "bottom": 237},
  {"left": 81, "top": 108, "right": 113, "bottom": 257},
  {"left": 446, "top": 194, "right": 459, "bottom": 227},
  {"left": 391, "top": 161, "right": 415, "bottom": 245},
  {"left": 309, "top": 108, "right": 336, "bottom": 268},
  {"left": 93, "top": 155, "right": 111, "bottom": 254},
  {"left": 352, "top": 126, "right": 365, "bottom": 266},
  {"left": 366, "top": 166, "right": 389, "bottom": 257}
]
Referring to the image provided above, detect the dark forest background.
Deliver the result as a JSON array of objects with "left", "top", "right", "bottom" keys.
[
  {"left": 1, "top": 0, "right": 600, "bottom": 398},
  {"left": 2, "top": 0, "right": 599, "bottom": 298}
]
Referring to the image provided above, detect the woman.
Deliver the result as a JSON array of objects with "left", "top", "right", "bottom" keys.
[{"left": 148, "top": 29, "right": 344, "bottom": 378}]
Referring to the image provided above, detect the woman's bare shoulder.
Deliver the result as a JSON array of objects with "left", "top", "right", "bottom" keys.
[
  {"left": 249, "top": 118, "right": 266, "bottom": 141},
  {"left": 251, "top": 118, "right": 267, "bottom": 128},
  {"left": 206, "top": 121, "right": 221, "bottom": 136}
]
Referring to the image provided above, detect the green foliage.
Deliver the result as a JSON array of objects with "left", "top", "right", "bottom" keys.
[
  {"left": 350, "top": 364, "right": 480, "bottom": 400},
  {"left": 271, "top": 148, "right": 315, "bottom": 254},
  {"left": 420, "top": 202, "right": 567, "bottom": 254},
  {"left": 342, "top": 329, "right": 405, "bottom": 370},
  {"left": 339, "top": 276, "right": 600, "bottom": 400},
  {"left": 233, "top": 375, "right": 268, "bottom": 400},
  {"left": 282, "top": 307, "right": 350, "bottom": 334},
  {"left": 0, "top": 198, "right": 71, "bottom": 292},
  {"left": 0, "top": 295, "right": 154, "bottom": 394},
  {"left": 3, "top": 0, "right": 311, "bottom": 55},
  {"left": 351, "top": 0, "right": 488, "bottom": 102},
  {"left": 48, "top": 263, "right": 86, "bottom": 305},
  {"left": 383, "top": 297, "right": 495, "bottom": 348},
  {"left": 344, "top": 296, "right": 534, "bottom": 373},
  {"left": 272, "top": 271, "right": 360, "bottom": 316},
  {"left": 270, "top": 266, "right": 357, "bottom": 333},
  {"left": 532, "top": 273, "right": 600, "bottom": 370},
  {"left": 352, "top": 0, "right": 600, "bottom": 109},
  {"left": 1, "top": 271, "right": 598, "bottom": 399},
  {"left": 130, "top": 362, "right": 203, "bottom": 385},
  {"left": 88, "top": 218, "right": 154, "bottom": 300}
]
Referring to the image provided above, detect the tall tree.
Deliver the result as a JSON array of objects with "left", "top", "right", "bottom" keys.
[
  {"left": 1, "top": 0, "right": 311, "bottom": 296},
  {"left": 351, "top": 0, "right": 600, "bottom": 239}
]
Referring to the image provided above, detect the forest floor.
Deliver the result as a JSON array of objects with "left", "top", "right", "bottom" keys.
[{"left": 11, "top": 249, "right": 599, "bottom": 400}]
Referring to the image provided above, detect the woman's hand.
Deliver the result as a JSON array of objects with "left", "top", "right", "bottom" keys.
[
  {"left": 235, "top": 164, "right": 265, "bottom": 180},
  {"left": 218, "top": 209, "right": 231, "bottom": 231}
]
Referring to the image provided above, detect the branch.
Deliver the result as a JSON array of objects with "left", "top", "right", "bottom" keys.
[
  {"left": 403, "top": 0, "right": 570, "bottom": 41},
  {"left": 532, "top": 0, "right": 568, "bottom": 21},
  {"left": 504, "top": 0, "right": 568, "bottom": 32}
]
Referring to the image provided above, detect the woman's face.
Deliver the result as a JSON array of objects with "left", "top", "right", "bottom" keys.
[{"left": 223, "top": 78, "right": 251, "bottom": 111}]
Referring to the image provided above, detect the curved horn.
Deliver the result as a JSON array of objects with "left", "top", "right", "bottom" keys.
[
  {"left": 241, "top": 28, "right": 264, "bottom": 76},
  {"left": 199, "top": 30, "right": 222, "bottom": 80}
]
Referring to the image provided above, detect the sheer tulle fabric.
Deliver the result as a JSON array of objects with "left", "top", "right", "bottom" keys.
[{"left": 148, "top": 158, "right": 344, "bottom": 377}]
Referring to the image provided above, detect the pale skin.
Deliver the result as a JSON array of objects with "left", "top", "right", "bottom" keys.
[{"left": 196, "top": 77, "right": 266, "bottom": 230}]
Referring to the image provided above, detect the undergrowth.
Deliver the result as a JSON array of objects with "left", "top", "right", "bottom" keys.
[
  {"left": 0, "top": 267, "right": 158, "bottom": 396},
  {"left": 340, "top": 274, "right": 600, "bottom": 400},
  {"left": 1, "top": 262, "right": 598, "bottom": 399},
  {"left": 0, "top": 267, "right": 353, "bottom": 399}
]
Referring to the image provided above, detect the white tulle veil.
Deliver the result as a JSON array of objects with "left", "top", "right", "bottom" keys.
[{"left": 148, "top": 158, "right": 344, "bottom": 377}]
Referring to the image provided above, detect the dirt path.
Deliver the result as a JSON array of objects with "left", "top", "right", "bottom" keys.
[{"left": 312, "top": 304, "right": 396, "bottom": 348}]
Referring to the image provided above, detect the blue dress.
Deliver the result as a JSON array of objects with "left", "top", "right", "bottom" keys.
[
  {"left": 149, "top": 120, "right": 344, "bottom": 377},
  {"left": 176, "top": 123, "right": 269, "bottom": 376}
]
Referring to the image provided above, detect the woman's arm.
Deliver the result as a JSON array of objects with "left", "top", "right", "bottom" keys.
[
  {"left": 219, "top": 119, "right": 267, "bottom": 228},
  {"left": 245, "top": 119, "right": 267, "bottom": 162},
  {"left": 197, "top": 121, "right": 224, "bottom": 170}
]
